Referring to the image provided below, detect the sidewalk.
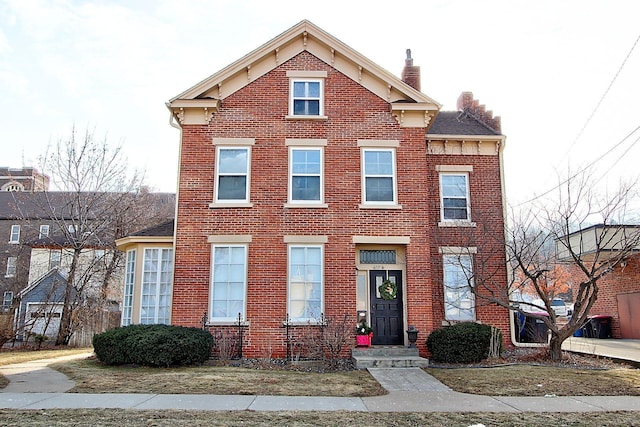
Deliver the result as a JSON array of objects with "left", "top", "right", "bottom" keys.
[{"left": 1, "top": 356, "right": 640, "bottom": 412}]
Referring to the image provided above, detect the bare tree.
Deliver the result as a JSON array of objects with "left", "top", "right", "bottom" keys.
[
  {"left": 36, "top": 127, "right": 147, "bottom": 345},
  {"left": 441, "top": 172, "right": 640, "bottom": 361}
]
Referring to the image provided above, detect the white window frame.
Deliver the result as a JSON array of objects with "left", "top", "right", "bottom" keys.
[
  {"left": 68, "top": 224, "right": 76, "bottom": 233},
  {"left": 442, "top": 253, "right": 475, "bottom": 322},
  {"left": 5, "top": 257, "right": 16, "bottom": 277},
  {"left": 121, "top": 249, "right": 136, "bottom": 326},
  {"left": 140, "top": 248, "right": 172, "bottom": 325},
  {"left": 287, "top": 244, "right": 324, "bottom": 323},
  {"left": 209, "top": 244, "right": 248, "bottom": 323},
  {"left": 49, "top": 249, "right": 62, "bottom": 269},
  {"left": 439, "top": 172, "right": 471, "bottom": 222},
  {"left": 2, "top": 291, "right": 13, "bottom": 308},
  {"left": 214, "top": 146, "right": 251, "bottom": 204},
  {"left": 9, "top": 225, "right": 20, "bottom": 244},
  {"left": 289, "top": 78, "right": 324, "bottom": 117},
  {"left": 288, "top": 146, "right": 324, "bottom": 204},
  {"left": 39, "top": 225, "right": 50, "bottom": 239},
  {"left": 361, "top": 148, "right": 398, "bottom": 206}
]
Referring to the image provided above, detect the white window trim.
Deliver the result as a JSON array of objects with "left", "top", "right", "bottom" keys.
[
  {"left": 442, "top": 252, "right": 476, "bottom": 322},
  {"left": 39, "top": 225, "right": 50, "bottom": 239},
  {"left": 2, "top": 291, "right": 13, "bottom": 308},
  {"left": 140, "top": 248, "right": 172, "bottom": 325},
  {"left": 287, "top": 243, "right": 324, "bottom": 324},
  {"left": 49, "top": 249, "right": 62, "bottom": 269},
  {"left": 360, "top": 148, "right": 399, "bottom": 208},
  {"left": 121, "top": 249, "right": 136, "bottom": 326},
  {"left": 9, "top": 225, "right": 20, "bottom": 244},
  {"left": 287, "top": 146, "right": 324, "bottom": 206},
  {"left": 287, "top": 77, "right": 326, "bottom": 118},
  {"left": 209, "top": 244, "right": 248, "bottom": 324},
  {"left": 5, "top": 257, "right": 16, "bottom": 278},
  {"left": 439, "top": 172, "right": 473, "bottom": 225},
  {"left": 212, "top": 145, "right": 252, "bottom": 206}
]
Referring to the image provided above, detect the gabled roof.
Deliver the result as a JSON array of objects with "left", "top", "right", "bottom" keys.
[
  {"left": 167, "top": 20, "right": 441, "bottom": 127},
  {"left": 18, "top": 267, "right": 68, "bottom": 298}
]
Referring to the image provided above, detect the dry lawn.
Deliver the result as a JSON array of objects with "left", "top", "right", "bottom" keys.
[
  {"left": 1, "top": 409, "right": 639, "bottom": 426},
  {"left": 53, "top": 358, "right": 386, "bottom": 397},
  {"left": 426, "top": 364, "right": 640, "bottom": 396},
  {"left": 0, "top": 347, "right": 93, "bottom": 366}
]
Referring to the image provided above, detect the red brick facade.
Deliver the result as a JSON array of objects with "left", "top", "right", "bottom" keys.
[{"left": 170, "top": 25, "right": 509, "bottom": 358}]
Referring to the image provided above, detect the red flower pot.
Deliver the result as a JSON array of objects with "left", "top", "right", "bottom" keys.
[{"left": 356, "top": 334, "right": 371, "bottom": 347}]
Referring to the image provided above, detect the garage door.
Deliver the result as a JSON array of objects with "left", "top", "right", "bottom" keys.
[{"left": 26, "top": 303, "right": 63, "bottom": 338}]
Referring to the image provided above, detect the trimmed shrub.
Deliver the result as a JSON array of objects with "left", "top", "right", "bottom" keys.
[
  {"left": 426, "top": 322, "right": 502, "bottom": 364},
  {"left": 93, "top": 324, "right": 214, "bottom": 367}
]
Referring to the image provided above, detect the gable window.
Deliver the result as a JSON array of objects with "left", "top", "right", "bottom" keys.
[
  {"left": 121, "top": 249, "right": 136, "bottom": 326},
  {"left": 290, "top": 147, "right": 323, "bottom": 203},
  {"left": 39, "top": 225, "right": 50, "bottom": 239},
  {"left": 5, "top": 257, "right": 16, "bottom": 277},
  {"left": 2, "top": 291, "right": 12, "bottom": 308},
  {"left": 362, "top": 149, "right": 397, "bottom": 204},
  {"left": 290, "top": 80, "right": 323, "bottom": 116},
  {"left": 215, "top": 146, "right": 250, "bottom": 203},
  {"left": 9, "top": 225, "right": 20, "bottom": 244},
  {"left": 140, "top": 248, "right": 172, "bottom": 325},
  {"left": 288, "top": 245, "right": 323, "bottom": 322},
  {"left": 210, "top": 245, "right": 247, "bottom": 322},
  {"left": 49, "top": 250, "right": 62, "bottom": 269},
  {"left": 442, "top": 253, "right": 475, "bottom": 321}
]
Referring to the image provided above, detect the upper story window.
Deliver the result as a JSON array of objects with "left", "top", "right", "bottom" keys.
[
  {"left": 286, "top": 71, "right": 327, "bottom": 119},
  {"left": 5, "top": 257, "right": 16, "bottom": 278},
  {"left": 362, "top": 148, "right": 397, "bottom": 205},
  {"left": 9, "top": 225, "right": 20, "bottom": 244},
  {"left": 211, "top": 138, "right": 255, "bottom": 208},
  {"left": 39, "top": 225, "right": 50, "bottom": 239},
  {"left": 2, "top": 291, "right": 13, "bottom": 308},
  {"left": 49, "top": 249, "right": 62, "bottom": 269},
  {"left": 436, "top": 165, "right": 474, "bottom": 226},
  {"left": 286, "top": 140, "right": 326, "bottom": 206},
  {"left": 440, "top": 173, "right": 470, "bottom": 221}
]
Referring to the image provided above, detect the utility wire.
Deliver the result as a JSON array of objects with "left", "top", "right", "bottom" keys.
[
  {"left": 514, "top": 124, "right": 640, "bottom": 207},
  {"left": 559, "top": 32, "right": 640, "bottom": 163}
]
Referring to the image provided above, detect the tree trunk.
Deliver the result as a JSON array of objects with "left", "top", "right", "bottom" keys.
[
  {"left": 548, "top": 333, "right": 563, "bottom": 362},
  {"left": 55, "top": 248, "right": 81, "bottom": 346}
]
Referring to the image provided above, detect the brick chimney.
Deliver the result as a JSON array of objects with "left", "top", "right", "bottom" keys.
[
  {"left": 456, "top": 91, "right": 501, "bottom": 133},
  {"left": 401, "top": 49, "right": 421, "bottom": 91}
]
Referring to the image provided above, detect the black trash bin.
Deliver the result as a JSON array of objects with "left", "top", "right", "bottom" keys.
[
  {"left": 523, "top": 312, "right": 549, "bottom": 343},
  {"left": 588, "top": 315, "right": 612, "bottom": 339}
]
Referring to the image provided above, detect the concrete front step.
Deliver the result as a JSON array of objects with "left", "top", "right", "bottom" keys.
[{"left": 351, "top": 346, "right": 429, "bottom": 369}]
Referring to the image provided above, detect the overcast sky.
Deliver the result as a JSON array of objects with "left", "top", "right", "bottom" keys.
[{"left": 1, "top": 0, "right": 639, "bottom": 213}]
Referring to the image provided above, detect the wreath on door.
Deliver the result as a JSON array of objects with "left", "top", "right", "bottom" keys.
[{"left": 379, "top": 279, "right": 398, "bottom": 300}]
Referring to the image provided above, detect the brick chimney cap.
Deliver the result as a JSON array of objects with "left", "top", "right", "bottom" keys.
[{"left": 405, "top": 48, "right": 413, "bottom": 66}]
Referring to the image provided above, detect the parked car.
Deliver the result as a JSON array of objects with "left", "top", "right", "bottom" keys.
[{"left": 550, "top": 298, "right": 568, "bottom": 317}]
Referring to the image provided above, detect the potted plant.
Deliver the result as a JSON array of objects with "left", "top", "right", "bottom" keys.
[{"left": 355, "top": 321, "right": 373, "bottom": 347}]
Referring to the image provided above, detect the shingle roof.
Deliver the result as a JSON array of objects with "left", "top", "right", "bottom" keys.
[
  {"left": 131, "top": 219, "right": 175, "bottom": 237},
  {"left": 427, "top": 111, "right": 501, "bottom": 136}
]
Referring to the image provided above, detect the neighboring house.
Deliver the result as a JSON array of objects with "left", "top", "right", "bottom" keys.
[
  {"left": 115, "top": 220, "right": 175, "bottom": 326},
  {"left": 15, "top": 268, "right": 70, "bottom": 340},
  {"left": 559, "top": 224, "right": 640, "bottom": 339},
  {"left": 0, "top": 167, "right": 49, "bottom": 192},
  {"left": 164, "top": 20, "right": 509, "bottom": 358}
]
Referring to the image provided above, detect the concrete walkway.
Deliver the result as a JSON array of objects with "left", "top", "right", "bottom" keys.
[
  {"left": 563, "top": 337, "right": 640, "bottom": 363},
  {"left": 1, "top": 356, "right": 640, "bottom": 412}
]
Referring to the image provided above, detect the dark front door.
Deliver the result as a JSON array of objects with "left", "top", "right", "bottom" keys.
[{"left": 369, "top": 270, "right": 403, "bottom": 345}]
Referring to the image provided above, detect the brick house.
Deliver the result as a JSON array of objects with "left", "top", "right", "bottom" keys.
[
  {"left": 559, "top": 225, "right": 640, "bottom": 339},
  {"left": 166, "top": 20, "right": 509, "bottom": 358}
]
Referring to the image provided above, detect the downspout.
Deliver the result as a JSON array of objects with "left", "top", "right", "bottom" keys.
[{"left": 167, "top": 105, "right": 182, "bottom": 326}]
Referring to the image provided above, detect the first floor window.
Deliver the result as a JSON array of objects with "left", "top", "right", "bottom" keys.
[
  {"left": 440, "top": 173, "right": 470, "bottom": 221},
  {"left": 210, "top": 245, "right": 247, "bottom": 321},
  {"left": 9, "top": 225, "right": 20, "bottom": 243},
  {"left": 121, "top": 249, "right": 136, "bottom": 326},
  {"left": 3, "top": 291, "right": 13, "bottom": 308},
  {"left": 363, "top": 149, "right": 396, "bottom": 204},
  {"left": 443, "top": 254, "right": 475, "bottom": 321},
  {"left": 288, "top": 245, "right": 323, "bottom": 322},
  {"left": 141, "top": 248, "right": 172, "bottom": 324},
  {"left": 5, "top": 257, "right": 16, "bottom": 277}
]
